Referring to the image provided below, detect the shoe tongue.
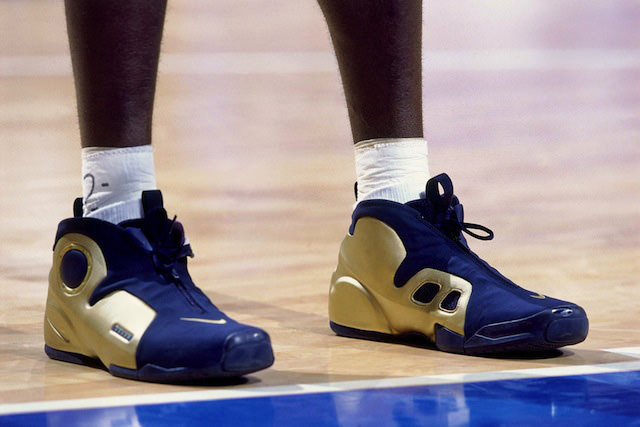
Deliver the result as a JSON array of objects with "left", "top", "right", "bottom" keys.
[
  {"left": 141, "top": 190, "right": 165, "bottom": 218},
  {"left": 118, "top": 190, "right": 167, "bottom": 226},
  {"left": 119, "top": 190, "right": 169, "bottom": 240},
  {"left": 117, "top": 190, "right": 186, "bottom": 250},
  {"left": 142, "top": 190, "right": 187, "bottom": 247}
]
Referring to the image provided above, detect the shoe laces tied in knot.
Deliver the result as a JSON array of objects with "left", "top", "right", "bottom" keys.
[{"left": 425, "top": 173, "right": 494, "bottom": 243}]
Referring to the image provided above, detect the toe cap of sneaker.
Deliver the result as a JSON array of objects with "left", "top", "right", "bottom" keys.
[
  {"left": 222, "top": 329, "right": 275, "bottom": 374},
  {"left": 136, "top": 317, "right": 273, "bottom": 374},
  {"left": 544, "top": 306, "right": 589, "bottom": 344}
]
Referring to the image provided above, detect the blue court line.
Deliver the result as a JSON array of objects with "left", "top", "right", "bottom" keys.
[{"left": 2, "top": 370, "right": 640, "bottom": 426}]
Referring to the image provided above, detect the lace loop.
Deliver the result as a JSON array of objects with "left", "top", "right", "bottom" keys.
[{"left": 460, "top": 222, "right": 494, "bottom": 241}]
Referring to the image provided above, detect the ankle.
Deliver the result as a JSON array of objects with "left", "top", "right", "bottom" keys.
[
  {"left": 354, "top": 138, "right": 430, "bottom": 204},
  {"left": 81, "top": 145, "right": 157, "bottom": 224}
]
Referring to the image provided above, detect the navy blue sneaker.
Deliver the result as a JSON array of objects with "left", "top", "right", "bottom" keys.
[
  {"left": 329, "top": 173, "right": 588, "bottom": 354},
  {"left": 44, "top": 191, "right": 274, "bottom": 382}
]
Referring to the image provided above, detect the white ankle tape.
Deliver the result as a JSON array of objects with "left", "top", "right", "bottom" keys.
[
  {"left": 81, "top": 145, "right": 157, "bottom": 224},
  {"left": 354, "top": 138, "right": 430, "bottom": 204}
]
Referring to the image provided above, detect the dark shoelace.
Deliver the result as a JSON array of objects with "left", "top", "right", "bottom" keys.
[
  {"left": 425, "top": 173, "right": 494, "bottom": 243},
  {"left": 438, "top": 201, "right": 494, "bottom": 242}
]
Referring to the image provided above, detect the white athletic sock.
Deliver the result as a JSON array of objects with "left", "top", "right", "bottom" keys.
[
  {"left": 81, "top": 145, "right": 157, "bottom": 224},
  {"left": 354, "top": 138, "right": 430, "bottom": 204}
]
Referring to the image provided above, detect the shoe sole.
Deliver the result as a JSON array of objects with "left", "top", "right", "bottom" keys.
[
  {"left": 330, "top": 306, "right": 588, "bottom": 355},
  {"left": 44, "top": 338, "right": 275, "bottom": 383}
]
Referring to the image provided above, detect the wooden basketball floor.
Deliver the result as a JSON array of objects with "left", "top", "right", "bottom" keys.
[{"left": 1, "top": 0, "right": 639, "bottom": 424}]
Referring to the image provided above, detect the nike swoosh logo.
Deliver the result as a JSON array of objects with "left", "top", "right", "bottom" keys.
[
  {"left": 180, "top": 317, "right": 227, "bottom": 325},
  {"left": 529, "top": 293, "right": 546, "bottom": 299}
]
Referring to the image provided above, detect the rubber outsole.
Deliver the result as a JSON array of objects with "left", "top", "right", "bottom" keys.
[
  {"left": 330, "top": 306, "right": 588, "bottom": 355},
  {"left": 44, "top": 338, "right": 274, "bottom": 383}
]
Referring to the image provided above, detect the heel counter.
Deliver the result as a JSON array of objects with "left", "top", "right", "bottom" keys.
[{"left": 329, "top": 274, "right": 392, "bottom": 334}]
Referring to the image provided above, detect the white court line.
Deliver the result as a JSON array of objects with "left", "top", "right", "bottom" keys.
[
  {"left": 2, "top": 354, "right": 640, "bottom": 416},
  {"left": 1, "top": 48, "right": 640, "bottom": 77},
  {"left": 603, "top": 346, "right": 640, "bottom": 359}
]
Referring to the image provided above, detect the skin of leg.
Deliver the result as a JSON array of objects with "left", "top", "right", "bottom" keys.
[
  {"left": 318, "top": 0, "right": 424, "bottom": 143},
  {"left": 65, "top": 0, "right": 167, "bottom": 148}
]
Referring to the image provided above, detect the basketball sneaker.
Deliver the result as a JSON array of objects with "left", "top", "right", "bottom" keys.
[
  {"left": 329, "top": 173, "right": 588, "bottom": 354},
  {"left": 44, "top": 190, "right": 274, "bottom": 382}
]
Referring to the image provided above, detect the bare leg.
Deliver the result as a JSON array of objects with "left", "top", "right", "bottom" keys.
[
  {"left": 65, "top": 0, "right": 167, "bottom": 148},
  {"left": 318, "top": 0, "right": 423, "bottom": 143}
]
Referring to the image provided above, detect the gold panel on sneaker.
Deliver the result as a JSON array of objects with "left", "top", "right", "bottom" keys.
[
  {"left": 330, "top": 218, "right": 471, "bottom": 339},
  {"left": 45, "top": 233, "right": 156, "bottom": 370}
]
